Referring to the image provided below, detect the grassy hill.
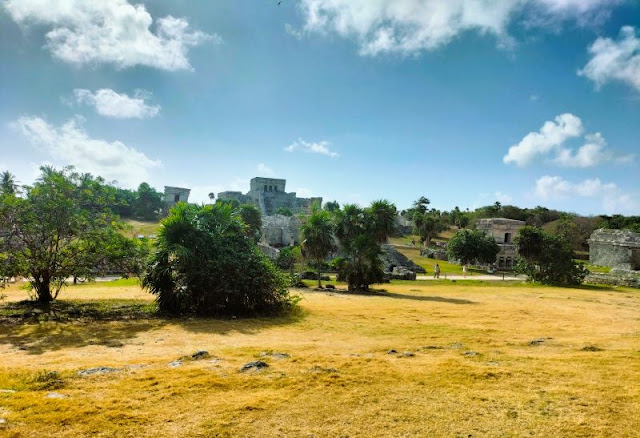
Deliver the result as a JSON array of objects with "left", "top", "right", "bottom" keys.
[{"left": 122, "top": 219, "right": 161, "bottom": 238}]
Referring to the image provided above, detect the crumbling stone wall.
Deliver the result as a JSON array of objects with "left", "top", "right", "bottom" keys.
[
  {"left": 260, "top": 215, "right": 300, "bottom": 247},
  {"left": 588, "top": 229, "right": 640, "bottom": 271}
]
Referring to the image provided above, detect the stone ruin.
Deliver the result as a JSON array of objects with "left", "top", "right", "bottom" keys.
[
  {"left": 588, "top": 229, "right": 640, "bottom": 272},
  {"left": 218, "top": 177, "right": 322, "bottom": 216},
  {"left": 164, "top": 186, "right": 190, "bottom": 208},
  {"left": 260, "top": 214, "right": 300, "bottom": 248},
  {"left": 476, "top": 218, "right": 526, "bottom": 269},
  {"left": 381, "top": 244, "right": 426, "bottom": 280}
]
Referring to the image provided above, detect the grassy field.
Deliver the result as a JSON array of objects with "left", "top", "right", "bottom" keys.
[
  {"left": 0, "top": 280, "right": 638, "bottom": 437},
  {"left": 122, "top": 220, "right": 161, "bottom": 238}
]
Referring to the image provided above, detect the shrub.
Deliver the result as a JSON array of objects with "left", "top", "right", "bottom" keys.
[{"left": 143, "top": 203, "right": 293, "bottom": 316}]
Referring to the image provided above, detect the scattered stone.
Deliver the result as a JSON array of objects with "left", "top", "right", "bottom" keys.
[
  {"left": 421, "top": 345, "right": 443, "bottom": 350},
  {"left": 0, "top": 389, "right": 16, "bottom": 394},
  {"left": 191, "top": 350, "right": 210, "bottom": 360},
  {"left": 0, "top": 418, "right": 5, "bottom": 424},
  {"left": 46, "top": 392, "right": 68, "bottom": 399},
  {"left": 400, "top": 351, "right": 415, "bottom": 357},
  {"left": 463, "top": 351, "right": 479, "bottom": 357},
  {"left": 387, "top": 349, "right": 398, "bottom": 354},
  {"left": 581, "top": 345, "right": 604, "bottom": 352},
  {"left": 259, "top": 351, "right": 290, "bottom": 359},
  {"left": 77, "top": 367, "right": 119, "bottom": 377},
  {"left": 324, "top": 284, "right": 336, "bottom": 290},
  {"left": 240, "top": 361, "right": 269, "bottom": 372},
  {"left": 528, "top": 338, "right": 546, "bottom": 346},
  {"left": 450, "top": 343, "right": 464, "bottom": 349},
  {"left": 168, "top": 360, "right": 183, "bottom": 368}
]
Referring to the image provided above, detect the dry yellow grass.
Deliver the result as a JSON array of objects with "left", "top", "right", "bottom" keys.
[{"left": 0, "top": 281, "right": 638, "bottom": 437}]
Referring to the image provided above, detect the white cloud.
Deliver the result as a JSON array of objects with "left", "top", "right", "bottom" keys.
[
  {"left": 11, "top": 116, "right": 160, "bottom": 188},
  {"left": 533, "top": 175, "right": 637, "bottom": 213},
  {"left": 256, "top": 163, "right": 275, "bottom": 176},
  {"left": 187, "top": 178, "right": 248, "bottom": 204},
  {"left": 73, "top": 89, "right": 160, "bottom": 119},
  {"left": 495, "top": 191, "right": 513, "bottom": 204},
  {"left": 579, "top": 26, "right": 640, "bottom": 93},
  {"left": 504, "top": 114, "right": 632, "bottom": 168},
  {"left": 293, "top": 0, "right": 621, "bottom": 56},
  {"left": 285, "top": 138, "right": 339, "bottom": 158},
  {"left": 3, "top": 0, "right": 216, "bottom": 71},
  {"left": 503, "top": 113, "right": 583, "bottom": 166}
]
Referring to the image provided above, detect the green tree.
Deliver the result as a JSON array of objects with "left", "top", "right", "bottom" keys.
[
  {"left": 514, "top": 226, "right": 587, "bottom": 285},
  {"left": 447, "top": 229, "right": 500, "bottom": 267},
  {"left": 275, "top": 206, "right": 293, "bottom": 217},
  {"left": 135, "top": 182, "right": 164, "bottom": 221},
  {"left": 323, "top": 200, "right": 340, "bottom": 212},
  {"left": 239, "top": 204, "right": 262, "bottom": 241},
  {"left": 0, "top": 171, "right": 18, "bottom": 195},
  {"left": 300, "top": 205, "right": 336, "bottom": 288},
  {"left": 0, "top": 167, "right": 140, "bottom": 303},
  {"left": 333, "top": 201, "right": 397, "bottom": 292},
  {"left": 143, "top": 203, "right": 291, "bottom": 316}
]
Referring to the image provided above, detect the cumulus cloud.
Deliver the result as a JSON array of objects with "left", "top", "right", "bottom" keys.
[
  {"left": 504, "top": 114, "right": 632, "bottom": 167},
  {"left": 503, "top": 113, "right": 583, "bottom": 166},
  {"left": 11, "top": 116, "right": 160, "bottom": 188},
  {"left": 534, "top": 175, "right": 636, "bottom": 213},
  {"left": 285, "top": 138, "right": 339, "bottom": 158},
  {"left": 72, "top": 89, "right": 160, "bottom": 119},
  {"left": 579, "top": 26, "right": 640, "bottom": 93},
  {"left": 3, "top": 0, "right": 216, "bottom": 70},
  {"left": 257, "top": 163, "right": 275, "bottom": 176},
  {"left": 293, "top": 0, "right": 621, "bottom": 56}
]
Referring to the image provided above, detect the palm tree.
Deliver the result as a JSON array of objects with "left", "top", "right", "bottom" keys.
[
  {"left": 208, "top": 192, "right": 215, "bottom": 203},
  {"left": 0, "top": 171, "right": 18, "bottom": 195},
  {"left": 368, "top": 199, "right": 397, "bottom": 243},
  {"left": 300, "top": 204, "right": 336, "bottom": 288}
]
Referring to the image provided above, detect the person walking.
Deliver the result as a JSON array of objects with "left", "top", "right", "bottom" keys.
[{"left": 434, "top": 263, "right": 440, "bottom": 279}]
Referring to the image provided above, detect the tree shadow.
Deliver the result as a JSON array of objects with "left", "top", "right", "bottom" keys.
[
  {"left": 305, "top": 288, "right": 475, "bottom": 305},
  {"left": 0, "top": 319, "right": 165, "bottom": 355},
  {"left": 0, "top": 300, "right": 307, "bottom": 354}
]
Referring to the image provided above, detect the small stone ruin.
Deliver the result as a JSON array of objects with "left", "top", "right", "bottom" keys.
[{"left": 588, "top": 229, "right": 640, "bottom": 272}]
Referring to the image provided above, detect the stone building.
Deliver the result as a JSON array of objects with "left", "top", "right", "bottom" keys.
[
  {"left": 164, "top": 186, "right": 191, "bottom": 208},
  {"left": 218, "top": 177, "right": 322, "bottom": 216},
  {"left": 588, "top": 229, "right": 640, "bottom": 271},
  {"left": 476, "top": 218, "right": 526, "bottom": 269},
  {"left": 260, "top": 214, "right": 300, "bottom": 247}
]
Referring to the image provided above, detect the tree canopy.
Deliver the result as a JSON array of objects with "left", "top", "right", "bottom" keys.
[
  {"left": 0, "top": 166, "right": 145, "bottom": 303},
  {"left": 333, "top": 201, "right": 397, "bottom": 291},
  {"left": 514, "top": 226, "right": 587, "bottom": 285},
  {"left": 300, "top": 204, "right": 335, "bottom": 287},
  {"left": 447, "top": 229, "right": 500, "bottom": 266}
]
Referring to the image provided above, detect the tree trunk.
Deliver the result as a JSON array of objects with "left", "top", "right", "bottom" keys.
[
  {"left": 33, "top": 274, "right": 53, "bottom": 303},
  {"left": 317, "top": 268, "right": 322, "bottom": 288}
]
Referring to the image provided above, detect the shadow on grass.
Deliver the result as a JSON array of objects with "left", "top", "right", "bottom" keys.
[
  {"left": 0, "top": 299, "right": 306, "bottom": 354},
  {"left": 303, "top": 288, "right": 475, "bottom": 305}
]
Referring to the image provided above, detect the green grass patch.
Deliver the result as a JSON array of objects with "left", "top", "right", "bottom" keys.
[{"left": 0, "top": 299, "right": 157, "bottom": 323}]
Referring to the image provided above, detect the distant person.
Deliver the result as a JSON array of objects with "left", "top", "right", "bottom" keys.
[
  {"left": 411, "top": 239, "right": 415, "bottom": 247},
  {"left": 462, "top": 264, "right": 467, "bottom": 278},
  {"left": 434, "top": 263, "right": 440, "bottom": 279}
]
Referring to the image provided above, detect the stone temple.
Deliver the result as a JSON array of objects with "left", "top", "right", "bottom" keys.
[
  {"left": 164, "top": 186, "right": 190, "bottom": 208},
  {"left": 218, "top": 177, "right": 322, "bottom": 216},
  {"left": 476, "top": 218, "right": 526, "bottom": 269},
  {"left": 588, "top": 229, "right": 640, "bottom": 271}
]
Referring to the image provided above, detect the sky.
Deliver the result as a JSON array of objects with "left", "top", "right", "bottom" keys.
[{"left": 0, "top": 0, "right": 639, "bottom": 215}]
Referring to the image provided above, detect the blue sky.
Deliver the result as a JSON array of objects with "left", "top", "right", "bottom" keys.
[{"left": 1, "top": 0, "right": 639, "bottom": 215}]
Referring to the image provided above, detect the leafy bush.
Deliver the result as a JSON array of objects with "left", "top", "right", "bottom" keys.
[
  {"left": 514, "top": 226, "right": 588, "bottom": 285},
  {"left": 143, "top": 203, "right": 293, "bottom": 316}
]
